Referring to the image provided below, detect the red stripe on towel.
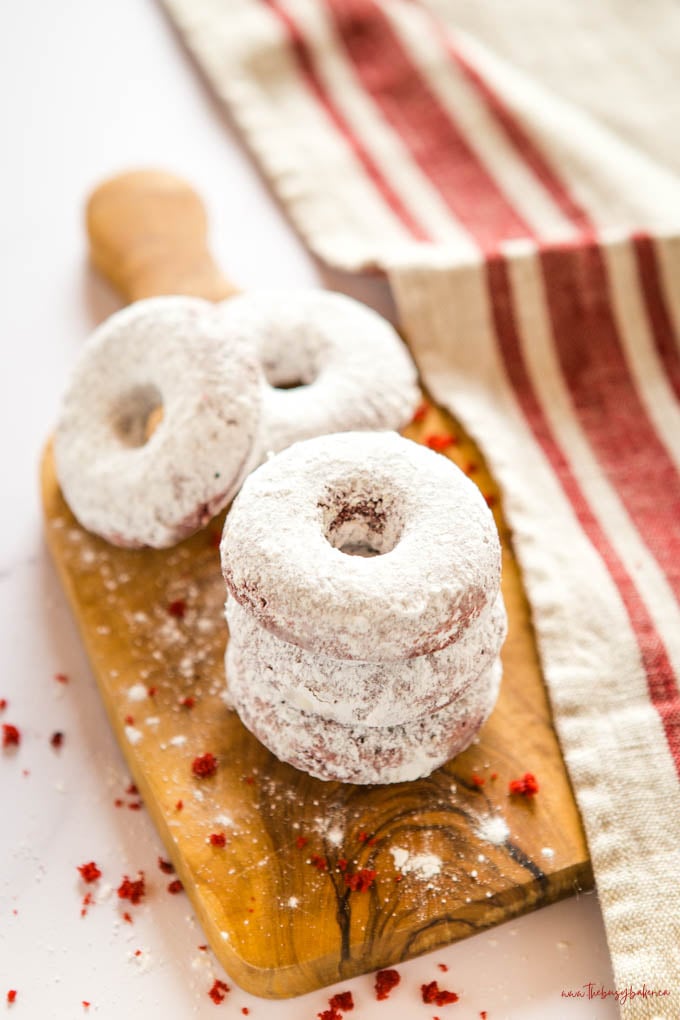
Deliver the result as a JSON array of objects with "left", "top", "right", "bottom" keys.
[
  {"left": 632, "top": 233, "right": 680, "bottom": 404},
  {"left": 264, "top": 0, "right": 432, "bottom": 241},
  {"left": 323, "top": 0, "right": 533, "bottom": 249},
  {"left": 438, "top": 33, "right": 593, "bottom": 233},
  {"left": 488, "top": 251, "right": 680, "bottom": 771},
  {"left": 540, "top": 240, "right": 680, "bottom": 603}
]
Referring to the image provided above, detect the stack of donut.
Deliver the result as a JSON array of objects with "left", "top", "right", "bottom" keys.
[
  {"left": 221, "top": 431, "right": 507, "bottom": 785},
  {"left": 54, "top": 291, "right": 419, "bottom": 548},
  {"left": 54, "top": 288, "right": 507, "bottom": 784}
]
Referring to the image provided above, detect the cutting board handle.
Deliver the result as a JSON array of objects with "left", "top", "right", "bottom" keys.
[{"left": 86, "top": 170, "right": 238, "bottom": 303}]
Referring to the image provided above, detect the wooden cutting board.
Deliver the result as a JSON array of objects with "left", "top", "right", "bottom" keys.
[{"left": 41, "top": 170, "right": 591, "bottom": 999}]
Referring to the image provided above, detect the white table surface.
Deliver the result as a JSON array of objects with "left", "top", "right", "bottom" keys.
[{"left": 0, "top": 2, "right": 620, "bottom": 1017}]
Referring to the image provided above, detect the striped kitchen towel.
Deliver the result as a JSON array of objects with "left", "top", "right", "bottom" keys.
[{"left": 161, "top": 1, "right": 680, "bottom": 1015}]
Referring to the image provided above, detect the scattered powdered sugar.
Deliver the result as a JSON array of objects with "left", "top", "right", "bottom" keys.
[
  {"left": 191, "top": 951, "right": 213, "bottom": 973},
  {"left": 125, "top": 725, "right": 143, "bottom": 745},
  {"left": 391, "top": 848, "right": 410, "bottom": 872},
  {"left": 287, "top": 896, "right": 299, "bottom": 909},
  {"left": 390, "top": 847, "right": 442, "bottom": 879},
  {"left": 213, "top": 813, "right": 235, "bottom": 828},
  {"left": 326, "top": 826, "right": 344, "bottom": 847},
  {"left": 169, "top": 735, "right": 187, "bottom": 747},
  {"left": 312, "top": 816, "right": 345, "bottom": 846},
  {"left": 541, "top": 846, "right": 555, "bottom": 859},
  {"left": 127, "top": 683, "right": 149, "bottom": 702},
  {"left": 128, "top": 948, "right": 153, "bottom": 973},
  {"left": 475, "top": 814, "right": 510, "bottom": 846},
  {"left": 98, "top": 883, "right": 114, "bottom": 903}
]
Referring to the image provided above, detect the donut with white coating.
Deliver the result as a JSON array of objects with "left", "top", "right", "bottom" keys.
[
  {"left": 54, "top": 296, "right": 263, "bottom": 548},
  {"left": 226, "top": 641, "right": 502, "bottom": 785},
  {"left": 225, "top": 592, "right": 507, "bottom": 727},
  {"left": 216, "top": 290, "right": 419, "bottom": 457},
  {"left": 220, "top": 431, "right": 502, "bottom": 662}
]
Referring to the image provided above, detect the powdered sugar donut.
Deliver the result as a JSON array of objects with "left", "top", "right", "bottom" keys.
[
  {"left": 225, "top": 593, "right": 507, "bottom": 727},
  {"left": 221, "top": 431, "right": 501, "bottom": 662},
  {"left": 55, "top": 297, "right": 262, "bottom": 548},
  {"left": 226, "top": 640, "right": 501, "bottom": 785},
  {"left": 216, "top": 290, "right": 419, "bottom": 455}
]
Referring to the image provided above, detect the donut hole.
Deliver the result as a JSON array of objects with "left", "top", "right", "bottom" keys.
[
  {"left": 261, "top": 348, "right": 319, "bottom": 391},
  {"left": 267, "top": 374, "right": 308, "bottom": 391},
  {"left": 320, "top": 490, "right": 403, "bottom": 558},
  {"left": 110, "top": 384, "right": 163, "bottom": 447}
]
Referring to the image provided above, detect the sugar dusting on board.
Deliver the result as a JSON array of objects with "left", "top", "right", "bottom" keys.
[
  {"left": 475, "top": 814, "right": 510, "bottom": 846},
  {"left": 390, "top": 847, "right": 442, "bottom": 879}
]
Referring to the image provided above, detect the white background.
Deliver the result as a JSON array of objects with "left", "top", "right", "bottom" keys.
[{"left": 0, "top": 2, "right": 619, "bottom": 1017}]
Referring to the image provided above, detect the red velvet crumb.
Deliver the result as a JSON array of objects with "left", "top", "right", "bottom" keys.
[
  {"left": 50, "top": 731, "right": 64, "bottom": 749},
  {"left": 7, "top": 990, "right": 17, "bottom": 1004},
  {"left": 210, "top": 833, "right": 227, "bottom": 847},
  {"left": 425, "top": 433, "right": 457, "bottom": 452},
  {"left": 295, "top": 835, "right": 308, "bottom": 850},
  {"left": 508, "top": 772, "right": 539, "bottom": 797},
  {"left": 0, "top": 698, "right": 7, "bottom": 711},
  {"left": 344, "top": 869, "right": 376, "bottom": 893},
  {"left": 192, "top": 753, "right": 218, "bottom": 778},
  {"left": 411, "top": 400, "right": 429, "bottom": 423},
  {"left": 78, "top": 861, "right": 102, "bottom": 884},
  {"left": 208, "top": 978, "right": 229, "bottom": 1004},
  {"left": 167, "top": 599, "right": 187, "bottom": 619},
  {"left": 421, "top": 980, "right": 459, "bottom": 1006},
  {"left": 158, "top": 857, "right": 174, "bottom": 874},
  {"left": 375, "top": 968, "right": 400, "bottom": 1000},
  {"left": 167, "top": 879, "right": 183, "bottom": 895},
  {"left": 55, "top": 672, "right": 69, "bottom": 684},
  {"left": 329, "top": 990, "right": 354, "bottom": 1011},
  {"left": 2, "top": 723, "right": 20, "bottom": 748},
  {"left": 117, "top": 873, "right": 146, "bottom": 905}
]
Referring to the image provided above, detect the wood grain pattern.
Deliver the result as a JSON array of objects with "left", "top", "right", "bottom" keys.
[{"left": 42, "top": 170, "right": 592, "bottom": 998}]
